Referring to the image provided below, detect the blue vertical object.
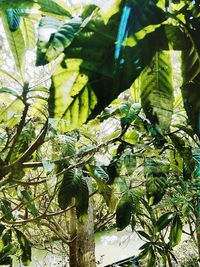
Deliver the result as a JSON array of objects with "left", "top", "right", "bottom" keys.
[{"left": 114, "top": 5, "right": 131, "bottom": 60}]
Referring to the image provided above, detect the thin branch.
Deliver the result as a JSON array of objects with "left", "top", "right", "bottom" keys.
[
  {"left": 11, "top": 178, "right": 47, "bottom": 186},
  {"left": 0, "top": 190, "right": 98, "bottom": 226},
  {"left": 1, "top": 121, "right": 48, "bottom": 176}
]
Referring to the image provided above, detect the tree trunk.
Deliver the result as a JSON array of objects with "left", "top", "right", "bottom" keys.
[
  {"left": 68, "top": 206, "right": 78, "bottom": 267},
  {"left": 68, "top": 178, "right": 96, "bottom": 267},
  {"left": 76, "top": 190, "right": 96, "bottom": 267}
]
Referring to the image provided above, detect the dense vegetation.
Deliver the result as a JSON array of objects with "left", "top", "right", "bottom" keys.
[{"left": 0, "top": 0, "right": 200, "bottom": 266}]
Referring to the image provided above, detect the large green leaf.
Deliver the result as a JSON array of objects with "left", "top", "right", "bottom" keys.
[
  {"left": 0, "top": 0, "right": 71, "bottom": 17},
  {"left": 58, "top": 169, "right": 89, "bottom": 219},
  {"left": 180, "top": 23, "right": 200, "bottom": 137},
  {"left": 116, "top": 191, "right": 133, "bottom": 231},
  {"left": 75, "top": 177, "right": 89, "bottom": 221},
  {"left": 14, "top": 229, "right": 31, "bottom": 266},
  {"left": 0, "top": 228, "right": 13, "bottom": 265},
  {"left": 10, "top": 124, "right": 36, "bottom": 164},
  {"left": 121, "top": 148, "right": 136, "bottom": 175},
  {"left": 1, "top": 12, "right": 25, "bottom": 77},
  {"left": 38, "top": 2, "right": 168, "bottom": 124},
  {"left": 21, "top": 18, "right": 36, "bottom": 49},
  {"left": 156, "top": 212, "right": 173, "bottom": 232},
  {"left": 0, "top": 87, "right": 21, "bottom": 99},
  {"left": 140, "top": 51, "right": 174, "bottom": 133},
  {"left": 87, "top": 165, "right": 109, "bottom": 183},
  {"left": 169, "top": 133, "right": 196, "bottom": 177},
  {"left": 144, "top": 157, "right": 169, "bottom": 205},
  {"left": 5, "top": 8, "right": 22, "bottom": 32},
  {"left": 48, "top": 59, "right": 97, "bottom": 130},
  {"left": 0, "top": 199, "right": 14, "bottom": 221},
  {"left": 37, "top": 16, "right": 84, "bottom": 64},
  {"left": 166, "top": 18, "right": 200, "bottom": 137},
  {"left": 169, "top": 214, "right": 182, "bottom": 247},
  {"left": 0, "top": 243, "right": 17, "bottom": 262},
  {"left": 57, "top": 169, "right": 79, "bottom": 209},
  {"left": 86, "top": 164, "right": 113, "bottom": 209}
]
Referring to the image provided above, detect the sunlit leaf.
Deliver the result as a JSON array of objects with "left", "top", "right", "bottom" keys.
[
  {"left": 169, "top": 214, "right": 182, "bottom": 247},
  {"left": 0, "top": 0, "right": 71, "bottom": 17},
  {"left": 140, "top": 51, "right": 174, "bottom": 132}
]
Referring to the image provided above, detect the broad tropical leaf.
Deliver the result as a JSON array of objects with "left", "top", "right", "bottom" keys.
[
  {"left": 0, "top": 0, "right": 71, "bottom": 17},
  {"left": 144, "top": 157, "right": 169, "bottom": 205},
  {"left": 1, "top": 12, "right": 25, "bottom": 77},
  {"left": 48, "top": 59, "right": 97, "bottom": 130},
  {"left": 180, "top": 25, "right": 200, "bottom": 137},
  {"left": 0, "top": 199, "right": 14, "bottom": 221},
  {"left": 169, "top": 133, "right": 196, "bottom": 177},
  {"left": 169, "top": 214, "right": 182, "bottom": 247},
  {"left": 86, "top": 164, "right": 114, "bottom": 209},
  {"left": 0, "top": 87, "right": 21, "bottom": 99},
  {"left": 87, "top": 165, "right": 109, "bottom": 182},
  {"left": 37, "top": 1, "right": 168, "bottom": 125},
  {"left": 121, "top": 148, "right": 136, "bottom": 175},
  {"left": 140, "top": 51, "right": 174, "bottom": 132},
  {"left": 58, "top": 169, "right": 79, "bottom": 209},
  {"left": 58, "top": 169, "right": 89, "bottom": 219},
  {"left": 116, "top": 192, "right": 133, "bottom": 230},
  {"left": 75, "top": 177, "right": 89, "bottom": 221},
  {"left": 21, "top": 18, "right": 36, "bottom": 49},
  {"left": 167, "top": 20, "right": 200, "bottom": 137},
  {"left": 5, "top": 8, "right": 22, "bottom": 32},
  {"left": 37, "top": 16, "right": 84, "bottom": 64},
  {"left": 0, "top": 243, "right": 17, "bottom": 263},
  {"left": 156, "top": 212, "right": 173, "bottom": 232},
  {"left": 14, "top": 229, "right": 31, "bottom": 266}
]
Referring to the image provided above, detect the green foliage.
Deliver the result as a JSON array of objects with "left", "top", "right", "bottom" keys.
[
  {"left": 155, "top": 212, "right": 173, "bottom": 232},
  {"left": 0, "top": 87, "right": 21, "bottom": 99},
  {"left": 0, "top": 228, "right": 16, "bottom": 265},
  {"left": 10, "top": 124, "right": 36, "bottom": 164},
  {"left": 0, "top": 226, "right": 31, "bottom": 265},
  {"left": 17, "top": 189, "right": 39, "bottom": 217},
  {"left": 14, "top": 229, "right": 31, "bottom": 266},
  {"left": 37, "top": 16, "right": 84, "bottom": 64},
  {"left": 144, "top": 157, "right": 169, "bottom": 205},
  {"left": 58, "top": 169, "right": 89, "bottom": 220},
  {"left": 59, "top": 135, "right": 76, "bottom": 158},
  {"left": 140, "top": 51, "right": 174, "bottom": 133},
  {"left": 181, "top": 27, "right": 200, "bottom": 137},
  {"left": 86, "top": 164, "right": 115, "bottom": 210},
  {"left": 5, "top": 9, "right": 22, "bottom": 32},
  {"left": 0, "top": 1, "right": 200, "bottom": 266},
  {"left": 169, "top": 133, "right": 196, "bottom": 177},
  {"left": 169, "top": 213, "right": 183, "bottom": 247},
  {"left": 21, "top": 18, "right": 36, "bottom": 50},
  {"left": 48, "top": 59, "right": 98, "bottom": 130},
  {"left": 1, "top": 11, "right": 26, "bottom": 76},
  {"left": 0, "top": 0, "right": 71, "bottom": 17},
  {"left": 116, "top": 191, "right": 133, "bottom": 230},
  {"left": 0, "top": 199, "right": 14, "bottom": 221},
  {"left": 116, "top": 190, "right": 139, "bottom": 230}
]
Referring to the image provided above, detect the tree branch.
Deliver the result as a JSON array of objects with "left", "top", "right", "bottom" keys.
[{"left": 0, "top": 121, "right": 48, "bottom": 177}]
